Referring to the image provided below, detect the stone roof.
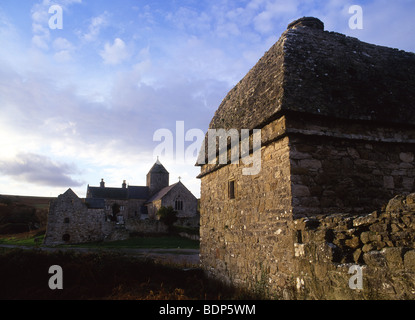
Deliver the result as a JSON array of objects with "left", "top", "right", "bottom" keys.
[
  {"left": 208, "top": 17, "right": 415, "bottom": 132},
  {"left": 148, "top": 160, "right": 169, "bottom": 174}
]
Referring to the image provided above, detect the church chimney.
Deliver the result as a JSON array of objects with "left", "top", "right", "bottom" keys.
[
  {"left": 122, "top": 180, "right": 127, "bottom": 189},
  {"left": 100, "top": 179, "right": 105, "bottom": 188}
]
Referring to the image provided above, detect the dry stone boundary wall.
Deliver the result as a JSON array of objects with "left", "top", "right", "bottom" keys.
[{"left": 292, "top": 194, "right": 415, "bottom": 299}]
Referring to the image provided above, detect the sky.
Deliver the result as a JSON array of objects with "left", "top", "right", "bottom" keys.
[{"left": 0, "top": 0, "right": 414, "bottom": 199}]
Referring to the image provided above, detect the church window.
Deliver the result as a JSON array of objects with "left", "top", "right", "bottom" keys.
[
  {"left": 175, "top": 198, "right": 183, "bottom": 211},
  {"left": 228, "top": 180, "right": 236, "bottom": 199}
]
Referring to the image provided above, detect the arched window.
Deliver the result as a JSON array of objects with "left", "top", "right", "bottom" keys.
[{"left": 175, "top": 197, "right": 183, "bottom": 211}]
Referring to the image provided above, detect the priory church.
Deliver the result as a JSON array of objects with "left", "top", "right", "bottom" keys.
[{"left": 44, "top": 159, "right": 198, "bottom": 245}]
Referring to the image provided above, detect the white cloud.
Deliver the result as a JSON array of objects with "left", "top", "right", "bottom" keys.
[
  {"left": 52, "top": 37, "right": 75, "bottom": 62},
  {"left": 53, "top": 37, "right": 74, "bottom": 51},
  {"left": 82, "top": 12, "right": 109, "bottom": 42},
  {"left": 30, "top": 1, "right": 51, "bottom": 50},
  {"left": 253, "top": 0, "right": 299, "bottom": 33},
  {"left": 100, "top": 38, "right": 130, "bottom": 65}
]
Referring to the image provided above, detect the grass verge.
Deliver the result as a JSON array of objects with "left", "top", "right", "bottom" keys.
[
  {"left": 0, "top": 230, "right": 199, "bottom": 250},
  {"left": 0, "top": 230, "right": 45, "bottom": 247}
]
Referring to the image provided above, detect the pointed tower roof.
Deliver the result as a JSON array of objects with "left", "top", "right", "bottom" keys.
[{"left": 148, "top": 158, "right": 169, "bottom": 174}]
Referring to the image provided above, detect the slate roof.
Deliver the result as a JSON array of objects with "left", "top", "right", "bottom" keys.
[
  {"left": 84, "top": 198, "right": 105, "bottom": 209},
  {"left": 128, "top": 186, "right": 150, "bottom": 200},
  {"left": 87, "top": 186, "right": 150, "bottom": 200},
  {"left": 86, "top": 160, "right": 179, "bottom": 203},
  {"left": 87, "top": 187, "right": 128, "bottom": 200},
  {"left": 147, "top": 182, "right": 180, "bottom": 203}
]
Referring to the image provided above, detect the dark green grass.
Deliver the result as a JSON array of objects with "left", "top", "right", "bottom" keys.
[
  {"left": 0, "top": 248, "right": 252, "bottom": 300},
  {"left": 60, "top": 235, "right": 200, "bottom": 250}
]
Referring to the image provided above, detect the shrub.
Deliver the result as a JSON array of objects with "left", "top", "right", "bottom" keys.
[{"left": 157, "top": 206, "right": 178, "bottom": 232}]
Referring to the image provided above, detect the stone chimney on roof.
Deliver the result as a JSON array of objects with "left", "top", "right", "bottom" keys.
[
  {"left": 287, "top": 17, "right": 324, "bottom": 30},
  {"left": 122, "top": 180, "right": 127, "bottom": 189},
  {"left": 100, "top": 179, "right": 105, "bottom": 188}
]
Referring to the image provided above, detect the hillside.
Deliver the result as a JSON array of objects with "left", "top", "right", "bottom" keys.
[{"left": 0, "top": 194, "right": 53, "bottom": 235}]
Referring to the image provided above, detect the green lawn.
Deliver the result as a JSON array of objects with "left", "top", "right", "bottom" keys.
[
  {"left": 0, "top": 231, "right": 199, "bottom": 250},
  {"left": 0, "top": 236, "right": 43, "bottom": 247},
  {"left": 66, "top": 236, "right": 199, "bottom": 250}
]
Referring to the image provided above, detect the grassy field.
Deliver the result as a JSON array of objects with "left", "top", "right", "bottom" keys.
[
  {"left": 0, "top": 194, "right": 199, "bottom": 250},
  {"left": 0, "top": 228, "right": 199, "bottom": 249},
  {"left": 0, "top": 194, "right": 53, "bottom": 209},
  {"left": 0, "top": 195, "right": 230, "bottom": 300},
  {"left": 0, "top": 248, "right": 254, "bottom": 300},
  {"left": 65, "top": 236, "right": 200, "bottom": 250},
  {"left": 0, "top": 194, "right": 50, "bottom": 235},
  {"left": 0, "top": 229, "right": 45, "bottom": 246}
]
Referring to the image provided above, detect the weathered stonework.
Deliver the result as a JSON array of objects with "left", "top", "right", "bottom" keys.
[
  {"left": 288, "top": 113, "right": 415, "bottom": 217},
  {"left": 292, "top": 194, "right": 415, "bottom": 299},
  {"left": 200, "top": 137, "right": 294, "bottom": 295},
  {"left": 197, "top": 17, "right": 415, "bottom": 299},
  {"left": 146, "top": 181, "right": 198, "bottom": 219},
  {"left": 44, "top": 189, "right": 110, "bottom": 245}
]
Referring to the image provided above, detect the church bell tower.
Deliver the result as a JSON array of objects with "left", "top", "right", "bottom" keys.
[{"left": 146, "top": 158, "right": 169, "bottom": 197}]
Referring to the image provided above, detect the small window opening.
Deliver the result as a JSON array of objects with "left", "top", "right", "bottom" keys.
[
  {"left": 296, "top": 230, "right": 303, "bottom": 244},
  {"left": 228, "top": 180, "right": 236, "bottom": 199}
]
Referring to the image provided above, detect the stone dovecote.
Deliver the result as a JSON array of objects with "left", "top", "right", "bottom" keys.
[{"left": 197, "top": 17, "right": 415, "bottom": 299}]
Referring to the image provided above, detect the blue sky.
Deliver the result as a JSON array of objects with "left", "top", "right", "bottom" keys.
[{"left": 0, "top": 0, "right": 414, "bottom": 198}]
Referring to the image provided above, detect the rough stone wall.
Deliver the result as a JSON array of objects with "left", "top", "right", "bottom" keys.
[
  {"left": 146, "top": 199, "right": 162, "bottom": 219},
  {"left": 147, "top": 172, "right": 169, "bottom": 197},
  {"left": 200, "top": 136, "right": 294, "bottom": 297},
  {"left": 288, "top": 114, "right": 415, "bottom": 217},
  {"left": 125, "top": 219, "right": 168, "bottom": 235},
  {"left": 44, "top": 190, "right": 110, "bottom": 245},
  {"left": 100, "top": 199, "right": 147, "bottom": 220},
  {"left": 199, "top": 114, "right": 415, "bottom": 299},
  {"left": 292, "top": 194, "right": 415, "bottom": 299},
  {"left": 198, "top": 17, "right": 415, "bottom": 299},
  {"left": 161, "top": 183, "right": 198, "bottom": 218},
  {"left": 102, "top": 199, "right": 129, "bottom": 221},
  {"left": 127, "top": 199, "right": 147, "bottom": 218},
  {"left": 176, "top": 214, "right": 200, "bottom": 228},
  {"left": 44, "top": 189, "right": 173, "bottom": 246}
]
